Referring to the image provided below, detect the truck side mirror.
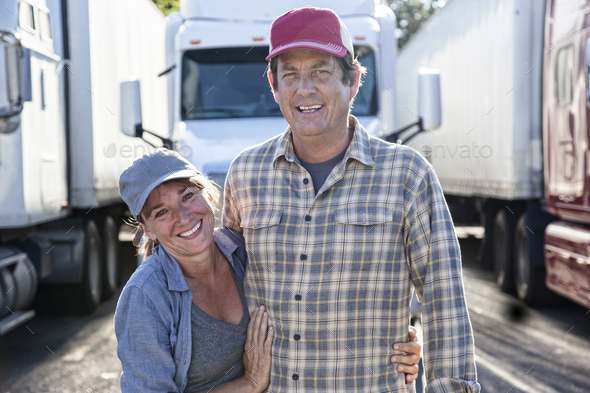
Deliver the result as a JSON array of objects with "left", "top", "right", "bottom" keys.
[
  {"left": 120, "top": 80, "right": 143, "bottom": 137},
  {"left": 418, "top": 68, "right": 442, "bottom": 130},
  {"left": 0, "top": 30, "right": 24, "bottom": 134}
]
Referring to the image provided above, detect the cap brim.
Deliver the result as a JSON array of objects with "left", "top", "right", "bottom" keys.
[
  {"left": 266, "top": 40, "right": 348, "bottom": 60},
  {"left": 133, "top": 168, "right": 198, "bottom": 218}
]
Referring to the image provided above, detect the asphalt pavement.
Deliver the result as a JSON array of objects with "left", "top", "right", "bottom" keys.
[{"left": 0, "top": 230, "right": 589, "bottom": 392}]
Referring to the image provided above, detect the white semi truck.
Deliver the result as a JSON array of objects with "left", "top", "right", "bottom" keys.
[
  {"left": 0, "top": 0, "right": 167, "bottom": 334},
  {"left": 122, "top": 0, "right": 409, "bottom": 208},
  {"left": 396, "top": 0, "right": 590, "bottom": 308}
]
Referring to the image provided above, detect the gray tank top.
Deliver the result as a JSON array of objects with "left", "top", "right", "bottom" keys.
[{"left": 184, "top": 266, "right": 249, "bottom": 392}]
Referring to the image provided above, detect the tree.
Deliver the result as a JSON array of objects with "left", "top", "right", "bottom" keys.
[
  {"left": 152, "top": 0, "right": 179, "bottom": 15},
  {"left": 388, "top": 0, "right": 447, "bottom": 50}
]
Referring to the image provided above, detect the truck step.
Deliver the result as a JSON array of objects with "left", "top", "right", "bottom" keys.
[{"left": 0, "top": 310, "right": 36, "bottom": 336}]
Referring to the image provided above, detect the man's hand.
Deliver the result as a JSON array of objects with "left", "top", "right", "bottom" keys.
[{"left": 391, "top": 325, "right": 422, "bottom": 382}]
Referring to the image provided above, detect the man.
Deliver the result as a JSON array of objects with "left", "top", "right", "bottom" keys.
[{"left": 223, "top": 6, "right": 480, "bottom": 392}]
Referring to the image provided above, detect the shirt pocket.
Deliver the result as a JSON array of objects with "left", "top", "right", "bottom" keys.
[
  {"left": 240, "top": 208, "right": 284, "bottom": 275},
  {"left": 334, "top": 205, "right": 397, "bottom": 272},
  {"left": 241, "top": 208, "right": 283, "bottom": 229},
  {"left": 334, "top": 205, "right": 395, "bottom": 226}
]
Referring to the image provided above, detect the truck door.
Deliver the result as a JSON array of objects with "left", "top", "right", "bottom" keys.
[
  {"left": 545, "top": 36, "right": 588, "bottom": 221},
  {"left": 18, "top": 0, "right": 67, "bottom": 214}
]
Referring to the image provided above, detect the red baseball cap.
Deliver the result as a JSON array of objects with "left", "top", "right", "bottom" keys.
[{"left": 266, "top": 6, "right": 354, "bottom": 61}]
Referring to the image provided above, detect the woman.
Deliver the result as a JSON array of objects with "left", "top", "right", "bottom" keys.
[{"left": 115, "top": 149, "right": 421, "bottom": 392}]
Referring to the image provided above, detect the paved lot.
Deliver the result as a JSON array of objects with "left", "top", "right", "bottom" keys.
[{"left": 1, "top": 230, "right": 589, "bottom": 392}]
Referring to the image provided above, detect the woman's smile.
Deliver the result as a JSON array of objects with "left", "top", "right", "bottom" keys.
[{"left": 178, "top": 219, "right": 202, "bottom": 238}]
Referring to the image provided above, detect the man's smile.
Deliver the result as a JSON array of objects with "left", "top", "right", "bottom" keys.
[{"left": 297, "top": 105, "right": 323, "bottom": 113}]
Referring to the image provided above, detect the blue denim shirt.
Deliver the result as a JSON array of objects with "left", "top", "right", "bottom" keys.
[{"left": 114, "top": 228, "right": 248, "bottom": 392}]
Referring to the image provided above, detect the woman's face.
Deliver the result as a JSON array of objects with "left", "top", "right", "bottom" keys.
[{"left": 141, "top": 182, "right": 216, "bottom": 260}]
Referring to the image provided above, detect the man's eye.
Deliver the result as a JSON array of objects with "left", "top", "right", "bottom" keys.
[{"left": 155, "top": 210, "right": 166, "bottom": 218}]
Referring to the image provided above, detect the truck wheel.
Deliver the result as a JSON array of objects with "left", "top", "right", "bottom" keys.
[
  {"left": 493, "top": 209, "right": 516, "bottom": 293},
  {"left": 477, "top": 206, "right": 496, "bottom": 270},
  {"left": 53, "top": 220, "right": 103, "bottom": 314},
  {"left": 514, "top": 215, "right": 559, "bottom": 306},
  {"left": 100, "top": 216, "right": 120, "bottom": 300},
  {"left": 0, "top": 268, "right": 16, "bottom": 318}
]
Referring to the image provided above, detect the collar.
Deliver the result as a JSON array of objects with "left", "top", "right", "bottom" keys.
[
  {"left": 272, "top": 115, "right": 376, "bottom": 168},
  {"left": 153, "top": 229, "right": 241, "bottom": 292}
]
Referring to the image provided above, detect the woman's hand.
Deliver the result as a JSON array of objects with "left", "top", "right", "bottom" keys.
[
  {"left": 391, "top": 325, "right": 422, "bottom": 382},
  {"left": 242, "top": 305, "right": 274, "bottom": 393}
]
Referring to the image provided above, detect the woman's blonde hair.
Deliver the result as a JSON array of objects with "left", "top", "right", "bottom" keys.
[{"left": 133, "top": 174, "right": 220, "bottom": 257}]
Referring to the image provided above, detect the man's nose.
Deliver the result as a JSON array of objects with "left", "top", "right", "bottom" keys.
[{"left": 297, "top": 74, "right": 316, "bottom": 96}]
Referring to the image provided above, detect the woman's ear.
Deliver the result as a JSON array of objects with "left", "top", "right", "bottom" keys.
[
  {"left": 208, "top": 192, "right": 214, "bottom": 202},
  {"left": 141, "top": 222, "right": 157, "bottom": 241}
]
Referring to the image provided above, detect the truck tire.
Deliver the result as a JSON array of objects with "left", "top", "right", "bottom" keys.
[
  {"left": 52, "top": 219, "right": 103, "bottom": 314},
  {"left": 100, "top": 216, "right": 120, "bottom": 300},
  {"left": 514, "top": 214, "right": 560, "bottom": 306},
  {"left": 0, "top": 268, "right": 16, "bottom": 317},
  {"left": 493, "top": 209, "right": 516, "bottom": 293},
  {"left": 477, "top": 206, "right": 496, "bottom": 270},
  {"left": 11, "top": 256, "right": 38, "bottom": 310}
]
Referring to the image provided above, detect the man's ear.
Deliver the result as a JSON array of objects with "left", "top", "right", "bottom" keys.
[
  {"left": 349, "top": 64, "right": 361, "bottom": 100},
  {"left": 268, "top": 72, "right": 278, "bottom": 103}
]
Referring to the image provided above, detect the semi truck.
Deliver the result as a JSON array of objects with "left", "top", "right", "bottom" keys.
[
  {"left": 396, "top": 0, "right": 590, "bottom": 307},
  {"left": 0, "top": 0, "right": 167, "bottom": 335},
  {"left": 122, "top": 0, "right": 405, "bottom": 212}
]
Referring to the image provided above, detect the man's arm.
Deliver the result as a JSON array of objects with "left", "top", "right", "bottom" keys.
[{"left": 405, "top": 165, "right": 481, "bottom": 393}]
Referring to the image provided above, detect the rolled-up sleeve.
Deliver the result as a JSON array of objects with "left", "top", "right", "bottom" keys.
[
  {"left": 405, "top": 166, "right": 480, "bottom": 393},
  {"left": 114, "top": 285, "right": 181, "bottom": 393}
]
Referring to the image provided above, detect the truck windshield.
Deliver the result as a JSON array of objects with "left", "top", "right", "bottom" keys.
[{"left": 181, "top": 46, "right": 377, "bottom": 120}]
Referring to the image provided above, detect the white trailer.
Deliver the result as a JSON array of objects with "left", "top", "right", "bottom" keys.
[
  {"left": 122, "top": 0, "right": 400, "bottom": 208},
  {"left": 396, "top": 0, "right": 545, "bottom": 200},
  {"left": 0, "top": 0, "right": 167, "bottom": 334},
  {"left": 395, "top": 0, "right": 558, "bottom": 302}
]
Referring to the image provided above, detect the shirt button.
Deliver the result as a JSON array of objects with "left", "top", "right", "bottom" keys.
[
  {"left": 292, "top": 373, "right": 299, "bottom": 380},
  {"left": 305, "top": 215, "right": 311, "bottom": 222},
  {"left": 295, "top": 294, "right": 302, "bottom": 301},
  {"left": 300, "top": 254, "right": 307, "bottom": 261},
  {"left": 303, "top": 178, "right": 309, "bottom": 184},
  {"left": 294, "top": 334, "right": 301, "bottom": 341}
]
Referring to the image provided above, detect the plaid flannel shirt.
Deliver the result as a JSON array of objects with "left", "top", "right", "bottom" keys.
[{"left": 222, "top": 116, "right": 480, "bottom": 393}]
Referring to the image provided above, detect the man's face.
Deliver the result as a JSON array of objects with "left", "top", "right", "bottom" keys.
[{"left": 271, "top": 48, "right": 359, "bottom": 144}]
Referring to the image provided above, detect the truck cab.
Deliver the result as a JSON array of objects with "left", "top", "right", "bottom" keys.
[{"left": 152, "top": 0, "right": 398, "bottom": 204}]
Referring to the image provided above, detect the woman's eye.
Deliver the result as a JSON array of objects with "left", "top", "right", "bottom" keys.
[
  {"left": 183, "top": 192, "right": 194, "bottom": 201},
  {"left": 155, "top": 210, "right": 166, "bottom": 218}
]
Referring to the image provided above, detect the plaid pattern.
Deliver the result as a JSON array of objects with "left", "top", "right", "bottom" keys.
[{"left": 223, "top": 117, "right": 480, "bottom": 393}]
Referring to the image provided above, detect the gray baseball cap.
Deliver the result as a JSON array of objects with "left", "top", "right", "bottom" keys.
[{"left": 118, "top": 148, "right": 200, "bottom": 219}]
